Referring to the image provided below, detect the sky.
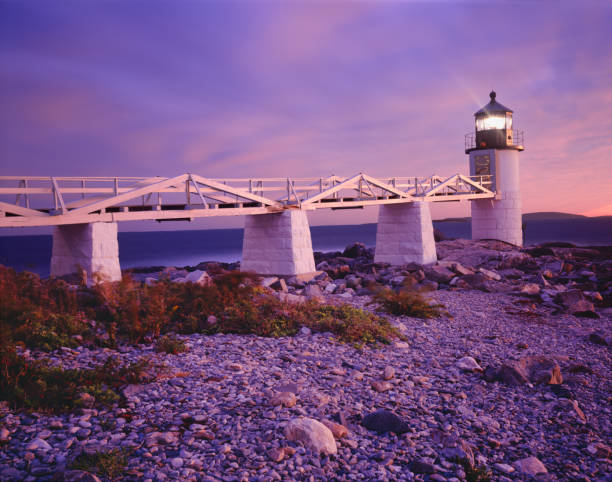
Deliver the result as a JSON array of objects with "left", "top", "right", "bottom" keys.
[{"left": 1, "top": 0, "right": 611, "bottom": 232}]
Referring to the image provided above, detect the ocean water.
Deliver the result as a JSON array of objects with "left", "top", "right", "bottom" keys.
[{"left": 1, "top": 218, "right": 610, "bottom": 278}]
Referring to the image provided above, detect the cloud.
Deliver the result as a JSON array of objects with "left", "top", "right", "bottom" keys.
[{"left": 1, "top": 0, "right": 611, "bottom": 223}]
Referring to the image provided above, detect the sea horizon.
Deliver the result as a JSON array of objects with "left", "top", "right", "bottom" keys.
[{"left": 1, "top": 216, "right": 611, "bottom": 278}]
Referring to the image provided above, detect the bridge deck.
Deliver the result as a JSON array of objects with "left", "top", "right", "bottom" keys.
[{"left": 0, "top": 173, "right": 494, "bottom": 227}]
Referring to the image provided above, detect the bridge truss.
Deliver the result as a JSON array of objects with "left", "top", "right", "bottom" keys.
[{"left": 0, "top": 173, "right": 494, "bottom": 227}]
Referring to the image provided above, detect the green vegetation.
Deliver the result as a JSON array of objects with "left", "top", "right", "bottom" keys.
[
  {"left": 370, "top": 288, "right": 446, "bottom": 318},
  {"left": 155, "top": 335, "right": 188, "bottom": 354},
  {"left": 0, "top": 337, "right": 148, "bottom": 412},
  {"left": 71, "top": 449, "right": 128, "bottom": 480},
  {"left": 0, "top": 264, "right": 403, "bottom": 411}
]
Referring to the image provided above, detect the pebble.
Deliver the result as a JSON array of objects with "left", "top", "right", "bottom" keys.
[{"left": 0, "top": 241, "right": 610, "bottom": 481}]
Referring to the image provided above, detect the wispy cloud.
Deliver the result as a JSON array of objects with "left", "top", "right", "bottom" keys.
[{"left": 1, "top": 0, "right": 611, "bottom": 218}]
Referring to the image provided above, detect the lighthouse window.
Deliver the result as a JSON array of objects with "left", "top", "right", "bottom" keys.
[
  {"left": 474, "top": 155, "right": 491, "bottom": 176},
  {"left": 476, "top": 115, "right": 506, "bottom": 131}
]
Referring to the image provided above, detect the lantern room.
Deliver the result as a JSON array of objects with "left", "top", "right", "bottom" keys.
[{"left": 465, "top": 91, "right": 524, "bottom": 153}]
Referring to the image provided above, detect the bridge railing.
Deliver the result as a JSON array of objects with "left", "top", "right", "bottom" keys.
[{"left": 0, "top": 173, "right": 496, "bottom": 226}]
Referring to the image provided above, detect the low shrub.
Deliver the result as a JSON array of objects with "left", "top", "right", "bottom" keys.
[
  {"left": 303, "top": 304, "right": 400, "bottom": 345},
  {"left": 1, "top": 265, "right": 404, "bottom": 369},
  {"left": 370, "top": 288, "right": 446, "bottom": 318},
  {"left": 71, "top": 449, "right": 128, "bottom": 480},
  {"left": 0, "top": 352, "right": 149, "bottom": 412},
  {"left": 155, "top": 335, "right": 187, "bottom": 354},
  {"left": 0, "top": 267, "right": 91, "bottom": 351}
]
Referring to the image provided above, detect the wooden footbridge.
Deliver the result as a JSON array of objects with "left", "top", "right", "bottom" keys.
[
  {"left": 0, "top": 172, "right": 497, "bottom": 283},
  {"left": 0, "top": 173, "right": 494, "bottom": 227}
]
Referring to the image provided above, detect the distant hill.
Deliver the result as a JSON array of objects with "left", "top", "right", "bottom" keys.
[
  {"left": 436, "top": 212, "right": 589, "bottom": 223},
  {"left": 522, "top": 212, "right": 587, "bottom": 221}
]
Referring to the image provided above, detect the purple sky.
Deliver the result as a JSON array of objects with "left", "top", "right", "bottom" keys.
[{"left": 1, "top": 0, "right": 611, "bottom": 230}]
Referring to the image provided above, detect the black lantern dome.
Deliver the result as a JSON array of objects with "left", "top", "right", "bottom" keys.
[{"left": 465, "top": 91, "right": 524, "bottom": 153}]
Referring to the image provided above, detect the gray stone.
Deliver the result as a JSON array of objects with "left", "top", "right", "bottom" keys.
[
  {"left": 513, "top": 456, "right": 547, "bottom": 476},
  {"left": 361, "top": 409, "right": 409, "bottom": 434},
  {"left": 25, "top": 438, "right": 52, "bottom": 451},
  {"left": 185, "top": 270, "right": 212, "bottom": 286},
  {"left": 284, "top": 417, "right": 337, "bottom": 455},
  {"left": 456, "top": 356, "right": 483, "bottom": 372}
]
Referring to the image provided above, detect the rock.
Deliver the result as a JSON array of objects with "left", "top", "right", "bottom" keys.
[
  {"left": 170, "top": 457, "right": 183, "bottom": 468},
  {"left": 361, "top": 409, "right": 409, "bottom": 434},
  {"left": 303, "top": 284, "right": 324, "bottom": 302},
  {"left": 122, "top": 384, "right": 144, "bottom": 398},
  {"left": 77, "top": 392, "right": 95, "bottom": 408},
  {"left": 321, "top": 420, "right": 348, "bottom": 439},
  {"left": 478, "top": 267, "right": 501, "bottom": 281},
  {"left": 185, "top": 270, "right": 212, "bottom": 286},
  {"left": 145, "top": 431, "right": 179, "bottom": 447},
  {"left": 426, "top": 265, "right": 455, "bottom": 283},
  {"left": 440, "top": 439, "right": 475, "bottom": 468},
  {"left": 25, "top": 438, "right": 52, "bottom": 451},
  {"left": 558, "top": 289, "right": 597, "bottom": 316},
  {"left": 268, "top": 447, "right": 287, "bottom": 462},
  {"left": 485, "top": 356, "right": 562, "bottom": 385},
  {"left": 324, "top": 283, "right": 337, "bottom": 294},
  {"left": 417, "top": 280, "right": 439, "bottom": 292},
  {"left": 570, "top": 300, "right": 598, "bottom": 317},
  {"left": 270, "top": 391, "right": 297, "bottom": 408},
  {"left": 513, "top": 456, "right": 548, "bottom": 476},
  {"left": 393, "top": 341, "right": 410, "bottom": 350},
  {"left": 299, "top": 327, "right": 311, "bottom": 336},
  {"left": 343, "top": 242, "right": 368, "bottom": 258},
  {"left": 410, "top": 459, "right": 436, "bottom": 474},
  {"left": 277, "top": 292, "right": 307, "bottom": 304},
  {"left": 461, "top": 273, "right": 489, "bottom": 291},
  {"left": 520, "top": 283, "right": 541, "bottom": 295},
  {"left": 371, "top": 381, "right": 392, "bottom": 392},
  {"left": 587, "top": 442, "right": 612, "bottom": 458},
  {"left": 456, "top": 356, "right": 483, "bottom": 372},
  {"left": 493, "top": 463, "right": 515, "bottom": 474},
  {"left": 0, "top": 427, "right": 9, "bottom": 442},
  {"left": 260, "top": 276, "right": 279, "bottom": 288},
  {"left": 271, "top": 278, "right": 288, "bottom": 292},
  {"left": 382, "top": 366, "right": 395, "bottom": 380},
  {"left": 345, "top": 274, "right": 362, "bottom": 289},
  {"left": 292, "top": 271, "right": 323, "bottom": 284},
  {"left": 450, "top": 262, "right": 474, "bottom": 276},
  {"left": 589, "top": 331, "right": 611, "bottom": 346},
  {"left": 284, "top": 418, "right": 337, "bottom": 455}
]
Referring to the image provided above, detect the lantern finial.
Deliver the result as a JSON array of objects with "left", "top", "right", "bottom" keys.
[{"left": 489, "top": 91, "right": 496, "bottom": 102}]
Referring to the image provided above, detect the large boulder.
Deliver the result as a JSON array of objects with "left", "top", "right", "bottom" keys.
[
  {"left": 425, "top": 265, "right": 455, "bottom": 283},
  {"left": 558, "top": 290, "right": 597, "bottom": 317},
  {"left": 342, "top": 242, "right": 369, "bottom": 259},
  {"left": 485, "top": 356, "right": 562, "bottom": 386},
  {"left": 284, "top": 418, "right": 337, "bottom": 455},
  {"left": 361, "top": 409, "right": 409, "bottom": 434},
  {"left": 513, "top": 457, "right": 548, "bottom": 477},
  {"left": 184, "top": 270, "right": 212, "bottom": 286},
  {"left": 456, "top": 356, "right": 483, "bottom": 373}
]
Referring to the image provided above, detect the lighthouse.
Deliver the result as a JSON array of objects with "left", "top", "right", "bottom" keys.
[{"left": 466, "top": 91, "right": 525, "bottom": 246}]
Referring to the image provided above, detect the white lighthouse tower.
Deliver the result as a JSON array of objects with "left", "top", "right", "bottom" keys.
[{"left": 466, "top": 91, "right": 525, "bottom": 246}]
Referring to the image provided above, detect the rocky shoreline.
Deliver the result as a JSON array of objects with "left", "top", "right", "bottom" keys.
[{"left": 1, "top": 239, "right": 611, "bottom": 481}]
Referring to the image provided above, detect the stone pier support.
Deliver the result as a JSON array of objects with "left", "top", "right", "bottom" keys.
[
  {"left": 51, "top": 222, "right": 121, "bottom": 284},
  {"left": 374, "top": 202, "right": 437, "bottom": 266},
  {"left": 471, "top": 192, "right": 522, "bottom": 246},
  {"left": 471, "top": 149, "right": 523, "bottom": 246},
  {"left": 241, "top": 210, "right": 316, "bottom": 276}
]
